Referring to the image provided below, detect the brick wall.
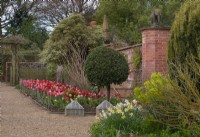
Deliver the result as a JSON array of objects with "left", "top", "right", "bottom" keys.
[
  {"left": 106, "top": 45, "right": 142, "bottom": 98},
  {"left": 142, "top": 28, "right": 170, "bottom": 82},
  {"left": 103, "top": 28, "right": 170, "bottom": 98}
]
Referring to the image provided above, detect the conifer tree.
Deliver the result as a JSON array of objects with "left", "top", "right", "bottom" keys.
[{"left": 168, "top": 0, "right": 200, "bottom": 91}]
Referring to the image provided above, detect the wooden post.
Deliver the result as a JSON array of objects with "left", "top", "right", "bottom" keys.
[
  {"left": 0, "top": 35, "right": 29, "bottom": 85},
  {"left": 10, "top": 44, "right": 19, "bottom": 85}
]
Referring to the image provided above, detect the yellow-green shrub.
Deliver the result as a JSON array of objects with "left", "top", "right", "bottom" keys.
[
  {"left": 133, "top": 60, "right": 200, "bottom": 136},
  {"left": 134, "top": 73, "right": 172, "bottom": 104}
]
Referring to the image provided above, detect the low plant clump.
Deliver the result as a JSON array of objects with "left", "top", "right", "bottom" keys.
[
  {"left": 90, "top": 99, "right": 151, "bottom": 137},
  {"left": 90, "top": 72, "right": 199, "bottom": 137},
  {"left": 134, "top": 73, "right": 200, "bottom": 137}
]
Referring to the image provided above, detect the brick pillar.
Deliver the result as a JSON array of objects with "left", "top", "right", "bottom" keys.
[{"left": 142, "top": 28, "right": 170, "bottom": 82}]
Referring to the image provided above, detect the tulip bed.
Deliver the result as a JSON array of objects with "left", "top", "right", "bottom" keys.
[{"left": 19, "top": 79, "right": 121, "bottom": 112}]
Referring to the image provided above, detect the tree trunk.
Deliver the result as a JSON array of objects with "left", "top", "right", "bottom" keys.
[
  {"left": 106, "top": 85, "right": 110, "bottom": 101},
  {"left": 0, "top": 17, "right": 2, "bottom": 37}
]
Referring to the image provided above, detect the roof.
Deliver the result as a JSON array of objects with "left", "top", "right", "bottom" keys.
[
  {"left": 96, "top": 100, "right": 113, "bottom": 109},
  {"left": 0, "top": 35, "right": 28, "bottom": 45},
  {"left": 65, "top": 100, "right": 84, "bottom": 110}
]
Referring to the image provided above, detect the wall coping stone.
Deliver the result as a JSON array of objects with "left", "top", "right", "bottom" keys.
[
  {"left": 116, "top": 43, "right": 142, "bottom": 51},
  {"left": 141, "top": 27, "right": 170, "bottom": 31}
]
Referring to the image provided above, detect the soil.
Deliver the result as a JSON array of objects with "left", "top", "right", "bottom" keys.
[
  {"left": 83, "top": 106, "right": 96, "bottom": 115},
  {"left": 0, "top": 83, "right": 95, "bottom": 137}
]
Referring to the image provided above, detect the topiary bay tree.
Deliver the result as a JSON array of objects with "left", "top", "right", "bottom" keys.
[
  {"left": 168, "top": 0, "right": 200, "bottom": 91},
  {"left": 84, "top": 46, "right": 129, "bottom": 100}
]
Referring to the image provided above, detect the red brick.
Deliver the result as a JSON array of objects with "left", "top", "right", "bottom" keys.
[{"left": 142, "top": 28, "right": 170, "bottom": 81}]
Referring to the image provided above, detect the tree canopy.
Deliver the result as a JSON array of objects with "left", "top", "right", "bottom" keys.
[
  {"left": 168, "top": 0, "right": 200, "bottom": 91},
  {"left": 96, "top": 0, "right": 184, "bottom": 44},
  {"left": 84, "top": 46, "right": 129, "bottom": 100},
  {"left": 7, "top": 13, "right": 48, "bottom": 50},
  {"left": 40, "top": 14, "right": 103, "bottom": 64}
]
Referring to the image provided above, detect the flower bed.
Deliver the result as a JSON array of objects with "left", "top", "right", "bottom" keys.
[
  {"left": 90, "top": 99, "right": 144, "bottom": 136},
  {"left": 19, "top": 79, "right": 121, "bottom": 113}
]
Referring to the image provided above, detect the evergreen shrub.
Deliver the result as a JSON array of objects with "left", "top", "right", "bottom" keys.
[
  {"left": 168, "top": 0, "right": 200, "bottom": 91},
  {"left": 84, "top": 46, "right": 129, "bottom": 100}
]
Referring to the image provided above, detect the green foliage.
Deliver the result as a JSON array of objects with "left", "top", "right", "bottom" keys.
[
  {"left": 77, "top": 97, "right": 104, "bottom": 108},
  {"left": 84, "top": 46, "right": 129, "bottom": 100},
  {"left": 89, "top": 97, "right": 198, "bottom": 137},
  {"left": 46, "top": 63, "right": 57, "bottom": 81},
  {"left": 109, "top": 97, "right": 120, "bottom": 106},
  {"left": 7, "top": 12, "right": 48, "bottom": 50},
  {"left": 149, "top": 0, "right": 186, "bottom": 26},
  {"left": 91, "top": 62, "right": 200, "bottom": 136},
  {"left": 143, "top": 128, "right": 193, "bottom": 137},
  {"left": 96, "top": 0, "right": 184, "bottom": 44},
  {"left": 133, "top": 50, "right": 142, "bottom": 70},
  {"left": 84, "top": 46, "right": 129, "bottom": 87},
  {"left": 134, "top": 73, "right": 172, "bottom": 104},
  {"left": 88, "top": 25, "right": 104, "bottom": 49},
  {"left": 87, "top": 85, "right": 98, "bottom": 93},
  {"left": 168, "top": 0, "right": 200, "bottom": 91},
  {"left": 40, "top": 14, "right": 103, "bottom": 64},
  {"left": 134, "top": 60, "right": 200, "bottom": 136},
  {"left": 8, "top": 5, "right": 29, "bottom": 33},
  {"left": 20, "top": 86, "right": 67, "bottom": 111},
  {"left": 50, "top": 96, "right": 68, "bottom": 110},
  {"left": 16, "top": 16, "right": 48, "bottom": 50},
  {"left": 89, "top": 100, "right": 146, "bottom": 137},
  {"left": 89, "top": 99, "right": 168, "bottom": 137},
  {"left": 96, "top": 0, "right": 149, "bottom": 44},
  {"left": 15, "top": 84, "right": 20, "bottom": 89}
]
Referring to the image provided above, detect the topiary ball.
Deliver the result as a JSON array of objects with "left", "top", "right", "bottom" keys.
[{"left": 84, "top": 46, "right": 129, "bottom": 87}]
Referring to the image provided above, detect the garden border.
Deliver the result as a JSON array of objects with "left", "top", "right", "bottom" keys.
[{"left": 17, "top": 86, "right": 97, "bottom": 115}]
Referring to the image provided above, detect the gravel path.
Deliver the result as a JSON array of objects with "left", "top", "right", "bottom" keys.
[{"left": 0, "top": 83, "right": 95, "bottom": 137}]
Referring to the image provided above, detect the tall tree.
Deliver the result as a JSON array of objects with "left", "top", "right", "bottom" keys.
[
  {"left": 1, "top": 1, "right": 98, "bottom": 35},
  {"left": 96, "top": 0, "right": 148, "bottom": 44},
  {"left": 34, "top": 0, "right": 98, "bottom": 29},
  {"left": 96, "top": 0, "right": 184, "bottom": 44},
  {"left": 40, "top": 14, "right": 103, "bottom": 64},
  {"left": 0, "top": 1, "right": 11, "bottom": 36},
  {"left": 4, "top": 1, "right": 48, "bottom": 50},
  {"left": 6, "top": 7, "right": 48, "bottom": 49},
  {"left": 0, "top": 0, "right": 36, "bottom": 37},
  {"left": 168, "top": 0, "right": 200, "bottom": 92}
]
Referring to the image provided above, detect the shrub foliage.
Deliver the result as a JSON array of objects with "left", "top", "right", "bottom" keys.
[
  {"left": 40, "top": 14, "right": 103, "bottom": 64},
  {"left": 134, "top": 73, "right": 172, "bottom": 104},
  {"left": 168, "top": 0, "right": 200, "bottom": 91},
  {"left": 134, "top": 62, "right": 200, "bottom": 136},
  {"left": 84, "top": 46, "right": 129, "bottom": 100}
]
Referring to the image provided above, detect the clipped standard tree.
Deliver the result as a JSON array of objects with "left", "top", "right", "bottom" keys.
[
  {"left": 168, "top": 0, "right": 200, "bottom": 91},
  {"left": 84, "top": 46, "right": 129, "bottom": 100}
]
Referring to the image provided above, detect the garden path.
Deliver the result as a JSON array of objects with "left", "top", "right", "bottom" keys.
[{"left": 0, "top": 83, "right": 95, "bottom": 137}]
